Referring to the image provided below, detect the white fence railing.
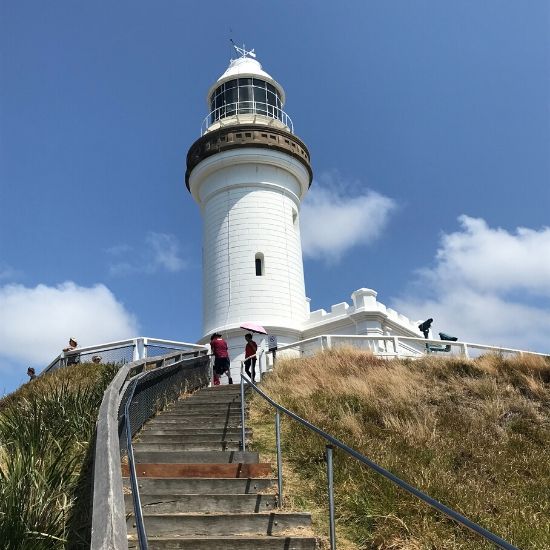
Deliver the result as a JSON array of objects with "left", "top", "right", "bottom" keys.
[
  {"left": 268, "top": 334, "right": 547, "bottom": 364},
  {"left": 43, "top": 337, "right": 208, "bottom": 374},
  {"left": 42, "top": 333, "right": 547, "bottom": 378}
]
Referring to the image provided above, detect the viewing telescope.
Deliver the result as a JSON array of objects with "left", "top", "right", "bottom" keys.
[{"left": 418, "top": 318, "right": 458, "bottom": 353}]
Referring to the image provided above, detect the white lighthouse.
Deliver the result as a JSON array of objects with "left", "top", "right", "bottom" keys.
[
  {"left": 186, "top": 47, "right": 424, "bottom": 376},
  {"left": 186, "top": 47, "right": 313, "bottom": 366}
]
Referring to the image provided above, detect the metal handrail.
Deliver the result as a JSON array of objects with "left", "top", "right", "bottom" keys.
[
  {"left": 123, "top": 352, "right": 210, "bottom": 549},
  {"left": 239, "top": 371, "right": 518, "bottom": 550},
  {"left": 201, "top": 101, "right": 294, "bottom": 135},
  {"left": 91, "top": 348, "right": 210, "bottom": 549},
  {"left": 124, "top": 377, "right": 148, "bottom": 550}
]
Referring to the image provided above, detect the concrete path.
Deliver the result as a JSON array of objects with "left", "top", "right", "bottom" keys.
[{"left": 125, "top": 385, "right": 317, "bottom": 549}]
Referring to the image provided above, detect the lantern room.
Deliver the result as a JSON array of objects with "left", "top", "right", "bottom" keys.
[{"left": 202, "top": 50, "right": 293, "bottom": 134}]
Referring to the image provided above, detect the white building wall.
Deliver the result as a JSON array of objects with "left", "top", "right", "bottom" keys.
[{"left": 189, "top": 149, "right": 310, "bottom": 337}]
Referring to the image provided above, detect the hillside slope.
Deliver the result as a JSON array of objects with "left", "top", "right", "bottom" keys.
[
  {"left": 0, "top": 362, "right": 117, "bottom": 549},
  {"left": 250, "top": 349, "right": 550, "bottom": 549}
]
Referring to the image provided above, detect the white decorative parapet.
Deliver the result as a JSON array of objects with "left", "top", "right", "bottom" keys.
[
  {"left": 304, "top": 288, "right": 421, "bottom": 337},
  {"left": 351, "top": 288, "right": 378, "bottom": 310}
]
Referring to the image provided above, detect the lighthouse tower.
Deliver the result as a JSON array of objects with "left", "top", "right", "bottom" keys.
[{"left": 186, "top": 47, "right": 313, "bottom": 365}]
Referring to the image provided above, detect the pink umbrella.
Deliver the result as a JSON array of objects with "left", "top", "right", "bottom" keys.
[{"left": 240, "top": 322, "right": 267, "bottom": 335}]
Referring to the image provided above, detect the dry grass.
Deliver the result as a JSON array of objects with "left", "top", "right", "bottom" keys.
[{"left": 248, "top": 348, "right": 550, "bottom": 549}]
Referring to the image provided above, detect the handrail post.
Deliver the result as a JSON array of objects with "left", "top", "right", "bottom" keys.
[
  {"left": 326, "top": 445, "right": 336, "bottom": 549},
  {"left": 461, "top": 343, "right": 470, "bottom": 358},
  {"left": 393, "top": 336, "right": 399, "bottom": 357},
  {"left": 209, "top": 355, "right": 214, "bottom": 387},
  {"left": 275, "top": 409, "right": 283, "bottom": 508},
  {"left": 240, "top": 368, "right": 246, "bottom": 452}
]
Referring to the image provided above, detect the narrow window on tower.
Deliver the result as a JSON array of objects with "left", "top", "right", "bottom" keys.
[
  {"left": 292, "top": 209, "right": 298, "bottom": 227},
  {"left": 255, "top": 253, "right": 264, "bottom": 276}
]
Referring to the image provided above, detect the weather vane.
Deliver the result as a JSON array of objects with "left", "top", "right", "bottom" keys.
[{"left": 229, "top": 39, "right": 256, "bottom": 59}]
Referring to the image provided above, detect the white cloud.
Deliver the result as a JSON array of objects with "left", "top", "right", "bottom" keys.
[
  {"left": 422, "top": 216, "right": 550, "bottom": 296},
  {"left": 0, "top": 282, "right": 139, "bottom": 370},
  {"left": 108, "top": 232, "right": 186, "bottom": 276},
  {"left": 105, "top": 244, "right": 132, "bottom": 256},
  {"left": 300, "top": 174, "right": 396, "bottom": 262},
  {"left": 393, "top": 216, "right": 550, "bottom": 353},
  {"left": 146, "top": 232, "right": 186, "bottom": 272}
]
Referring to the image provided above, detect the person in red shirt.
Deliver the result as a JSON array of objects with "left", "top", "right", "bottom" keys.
[
  {"left": 210, "top": 333, "right": 232, "bottom": 385},
  {"left": 244, "top": 333, "right": 258, "bottom": 381}
]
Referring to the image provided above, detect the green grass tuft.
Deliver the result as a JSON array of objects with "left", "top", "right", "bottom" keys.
[{"left": 0, "top": 362, "right": 118, "bottom": 549}]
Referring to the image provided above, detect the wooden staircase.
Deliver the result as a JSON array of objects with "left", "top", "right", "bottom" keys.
[{"left": 124, "top": 384, "right": 317, "bottom": 549}]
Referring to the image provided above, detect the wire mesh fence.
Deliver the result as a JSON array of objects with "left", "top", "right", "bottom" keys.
[
  {"left": 146, "top": 344, "right": 201, "bottom": 358},
  {"left": 118, "top": 353, "right": 210, "bottom": 456},
  {"left": 44, "top": 344, "right": 135, "bottom": 373},
  {"left": 74, "top": 345, "right": 135, "bottom": 366},
  {"left": 44, "top": 356, "right": 64, "bottom": 372}
]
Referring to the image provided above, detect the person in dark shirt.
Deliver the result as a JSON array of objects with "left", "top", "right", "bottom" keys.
[
  {"left": 210, "top": 333, "right": 232, "bottom": 385},
  {"left": 27, "top": 367, "right": 36, "bottom": 381}
]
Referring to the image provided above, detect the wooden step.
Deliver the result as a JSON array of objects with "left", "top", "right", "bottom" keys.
[
  {"left": 133, "top": 450, "right": 258, "bottom": 464},
  {"left": 135, "top": 433, "right": 245, "bottom": 444},
  {"left": 123, "top": 477, "right": 276, "bottom": 494},
  {"left": 127, "top": 511, "right": 312, "bottom": 536},
  {"left": 132, "top": 441, "right": 241, "bottom": 452},
  {"left": 171, "top": 399, "right": 244, "bottom": 406},
  {"left": 123, "top": 463, "right": 272, "bottom": 478},
  {"left": 157, "top": 410, "right": 243, "bottom": 418},
  {"left": 128, "top": 535, "right": 317, "bottom": 549},
  {"left": 136, "top": 430, "right": 252, "bottom": 438},
  {"left": 125, "top": 493, "right": 277, "bottom": 513},
  {"left": 147, "top": 420, "right": 241, "bottom": 429}
]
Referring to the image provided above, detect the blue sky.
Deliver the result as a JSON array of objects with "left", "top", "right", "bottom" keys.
[{"left": 1, "top": 1, "right": 549, "bottom": 394}]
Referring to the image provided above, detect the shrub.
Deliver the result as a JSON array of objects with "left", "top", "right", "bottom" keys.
[{"left": 0, "top": 363, "right": 117, "bottom": 549}]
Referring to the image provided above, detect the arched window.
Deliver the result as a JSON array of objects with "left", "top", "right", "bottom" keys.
[{"left": 255, "top": 253, "right": 264, "bottom": 276}]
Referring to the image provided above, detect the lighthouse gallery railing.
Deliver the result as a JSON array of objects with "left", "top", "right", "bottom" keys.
[{"left": 201, "top": 100, "right": 294, "bottom": 135}]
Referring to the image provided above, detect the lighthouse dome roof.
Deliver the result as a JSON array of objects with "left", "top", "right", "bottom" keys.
[
  {"left": 219, "top": 56, "right": 273, "bottom": 82},
  {"left": 207, "top": 55, "right": 286, "bottom": 105}
]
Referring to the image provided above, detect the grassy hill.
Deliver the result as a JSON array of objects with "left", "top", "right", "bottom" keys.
[
  {"left": 249, "top": 349, "right": 550, "bottom": 549},
  {"left": 0, "top": 362, "right": 117, "bottom": 549}
]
